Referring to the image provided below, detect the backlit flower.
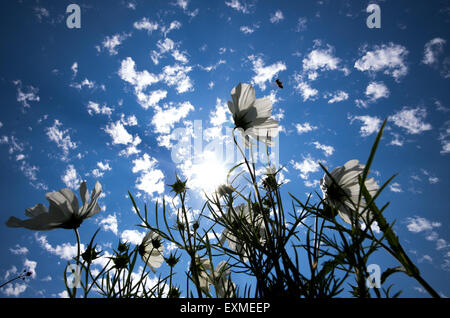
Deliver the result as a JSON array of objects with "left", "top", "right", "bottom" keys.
[
  {"left": 320, "top": 159, "right": 379, "bottom": 225},
  {"left": 228, "top": 83, "right": 278, "bottom": 147},
  {"left": 138, "top": 231, "right": 164, "bottom": 273},
  {"left": 6, "top": 181, "right": 102, "bottom": 231},
  {"left": 220, "top": 204, "right": 267, "bottom": 262}
]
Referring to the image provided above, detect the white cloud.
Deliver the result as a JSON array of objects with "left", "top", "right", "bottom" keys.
[
  {"left": 70, "top": 78, "right": 97, "bottom": 90},
  {"left": 365, "top": 81, "right": 389, "bottom": 101},
  {"left": 100, "top": 33, "right": 131, "bottom": 55},
  {"left": 209, "top": 98, "right": 230, "bottom": 126},
  {"left": 240, "top": 25, "right": 258, "bottom": 34},
  {"left": 133, "top": 18, "right": 158, "bottom": 33},
  {"left": 293, "top": 74, "right": 318, "bottom": 101},
  {"left": 13, "top": 80, "right": 40, "bottom": 110},
  {"left": 120, "top": 229, "right": 145, "bottom": 245},
  {"left": 61, "top": 164, "right": 81, "bottom": 189},
  {"left": 389, "top": 182, "right": 403, "bottom": 193},
  {"left": 390, "top": 107, "right": 432, "bottom": 134},
  {"left": 303, "top": 46, "right": 341, "bottom": 73},
  {"left": 9, "top": 244, "right": 29, "bottom": 255},
  {"left": 270, "top": 10, "right": 284, "bottom": 23},
  {"left": 423, "top": 38, "right": 446, "bottom": 65},
  {"left": 248, "top": 55, "right": 286, "bottom": 91},
  {"left": 119, "top": 57, "right": 159, "bottom": 91},
  {"left": 151, "top": 101, "right": 194, "bottom": 134},
  {"left": 132, "top": 153, "right": 165, "bottom": 197},
  {"left": 349, "top": 115, "right": 382, "bottom": 137},
  {"left": 1, "top": 283, "right": 27, "bottom": 297},
  {"left": 174, "top": 0, "right": 189, "bottom": 10},
  {"left": 139, "top": 89, "right": 168, "bottom": 110},
  {"left": 295, "top": 122, "right": 318, "bottom": 134},
  {"left": 312, "top": 141, "right": 334, "bottom": 156},
  {"left": 71, "top": 62, "right": 78, "bottom": 77},
  {"left": 225, "top": 0, "right": 250, "bottom": 13},
  {"left": 354, "top": 43, "right": 409, "bottom": 81},
  {"left": 4, "top": 266, "right": 18, "bottom": 280},
  {"left": 87, "top": 101, "right": 113, "bottom": 116},
  {"left": 99, "top": 214, "right": 118, "bottom": 235},
  {"left": 439, "top": 121, "right": 450, "bottom": 154},
  {"left": 291, "top": 155, "right": 320, "bottom": 180},
  {"left": 295, "top": 17, "right": 307, "bottom": 32},
  {"left": 104, "top": 121, "right": 134, "bottom": 145},
  {"left": 46, "top": 120, "right": 77, "bottom": 159},
  {"left": 35, "top": 233, "right": 85, "bottom": 261},
  {"left": 327, "top": 90, "right": 349, "bottom": 104},
  {"left": 405, "top": 216, "right": 441, "bottom": 233},
  {"left": 160, "top": 64, "right": 194, "bottom": 93},
  {"left": 23, "top": 259, "right": 37, "bottom": 279}
]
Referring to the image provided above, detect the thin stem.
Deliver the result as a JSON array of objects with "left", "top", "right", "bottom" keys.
[{"left": 73, "top": 228, "right": 81, "bottom": 298}]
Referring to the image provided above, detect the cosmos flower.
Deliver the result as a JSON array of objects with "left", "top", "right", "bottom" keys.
[
  {"left": 228, "top": 83, "right": 278, "bottom": 147},
  {"left": 220, "top": 204, "right": 267, "bottom": 262},
  {"left": 191, "top": 255, "right": 212, "bottom": 292},
  {"left": 320, "top": 159, "right": 379, "bottom": 225},
  {"left": 209, "top": 261, "right": 235, "bottom": 298},
  {"left": 192, "top": 257, "right": 235, "bottom": 297},
  {"left": 138, "top": 231, "right": 164, "bottom": 273},
  {"left": 216, "top": 184, "right": 234, "bottom": 198},
  {"left": 6, "top": 181, "right": 102, "bottom": 231}
]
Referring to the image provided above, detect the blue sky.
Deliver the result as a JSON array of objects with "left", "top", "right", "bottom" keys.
[{"left": 0, "top": 0, "right": 449, "bottom": 298}]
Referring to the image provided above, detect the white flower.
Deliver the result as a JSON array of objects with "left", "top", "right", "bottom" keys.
[
  {"left": 210, "top": 261, "right": 236, "bottom": 298},
  {"left": 220, "top": 204, "right": 267, "bottom": 262},
  {"left": 138, "top": 231, "right": 164, "bottom": 273},
  {"left": 191, "top": 256, "right": 212, "bottom": 292},
  {"left": 216, "top": 184, "right": 234, "bottom": 198},
  {"left": 6, "top": 181, "right": 102, "bottom": 230},
  {"left": 228, "top": 83, "right": 278, "bottom": 147},
  {"left": 320, "top": 159, "right": 379, "bottom": 225},
  {"left": 192, "top": 258, "right": 235, "bottom": 297}
]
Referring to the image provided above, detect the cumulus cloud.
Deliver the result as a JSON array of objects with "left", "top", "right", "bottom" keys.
[
  {"left": 99, "top": 214, "right": 118, "bottom": 235},
  {"left": 46, "top": 120, "right": 77, "bottom": 160},
  {"left": 327, "top": 90, "right": 349, "bottom": 104},
  {"left": 104, "top": 120, "right": 134, "bottom": 145},
  {"left": 354, "top": 43, "right": 409, "bottom": 81},
  {"left": 13, "top": 80, "right": 40, "bottom": 111},
  {"left": 302, "top": 43, "right": 348, "bottom": 80},
  {"left": 390, "top": 107, "right": 432, "bottom": 134},
  {"left": 270, "top": 10, "right": 284, "bottom": 23},
  {"left": 61, "top": 164, "right": 81, "bottom": 189},
  {"left": 405, "top": 216, "right": 441, "bottom": 233},
  {"left": 132, "top": 153, "right": 165, "bottom": 197},
  {"left": 349, "top": 115, "right": 382, "bottom": 137},
  {"left": 295, "top": 122, "right": 318, "bottom": 134},
  {"left": 389, "top": 182, "right": 403, "bottom": 193},
  {"left": 9, "top": 244, "right": 29, "bottom": 255},
  {"left": 291, "top": 155, "right": 320, "bottom": 180},
  {"left": 87, "top": 101, "right": 113, "bottom": 116},
  {"left": 151, "top": 101, "right": 194, "bottom": 135},
  {"left": 133, "top": 17, "right": 158, "bottom": 33},
  {"left": 225, "top": 0, "right": 251, "bottom": 13},
  {"left": 248, "top": 55, "right": 286, "bottom": 91},
  {"left": 35, "top": 233, "right": 85, "bottom": 261},
  {"left": 120, "top": 229, "right": 145, "bottom": 245},
  {"left": 423, "top": 38, "right": 446, "bottom": 65},
  {"left": 99, "top": 33, "right": 131, "bottom": 55},
  {"left": 293, "top": 74, "right": 318, "bottom": 101},
  {"left": 312, "top": 141, "right": 335, "bottom": 157}
]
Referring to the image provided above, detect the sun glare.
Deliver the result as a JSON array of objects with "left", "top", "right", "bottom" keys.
[{"left": 190, "top": 151, "right": 229, "bottom": 194}]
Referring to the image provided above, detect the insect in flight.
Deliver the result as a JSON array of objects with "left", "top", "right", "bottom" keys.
[{"left": 275, "top": 79, "right": 283, "bottom": 89}]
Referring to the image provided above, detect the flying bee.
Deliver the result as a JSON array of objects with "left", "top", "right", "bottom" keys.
[{"left": 275, "top": 79, "right": 283, "bottom": 89}]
